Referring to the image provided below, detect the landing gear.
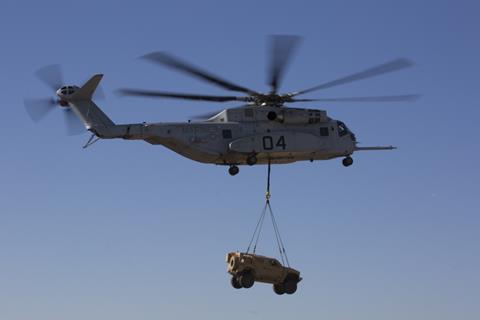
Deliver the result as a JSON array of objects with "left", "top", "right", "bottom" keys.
[
  {"left": 228, "top": 165, "right": 239, "bottom": 176},
  {"left": 342, "top": 156, "right": 353, "bottom": 167},
  {"left": 246, "top": 154, "right": 257, "bottom": 166}
]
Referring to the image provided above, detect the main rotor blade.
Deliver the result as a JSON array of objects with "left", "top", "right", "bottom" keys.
[
  {"left": 63, "top": 109, "right": 84, "bottom": 136},
  {"left": 291, "top": 58, "right": 414, "bottom": 96},
  {"left": 290, "top": 94, "right": 421, "bottom": 103},
  {"left": 117, "top": 88, "right": 250, "bottom": 102},
  {"left": 268, "top": 35, "right": 301, "bottom": 94},
  {"left": 142, "top": 52, "right": 259, "bottom": 95},
  {"left": 35, "top": 64, "right": 64, "bottom": 92},
  {"left": 24, "top": 97, "right": 57, "bottom": 122}
]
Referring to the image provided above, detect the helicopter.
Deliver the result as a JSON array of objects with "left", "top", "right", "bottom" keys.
[{"left": 24, "top": 36, "right": 418, "bottom": 176}]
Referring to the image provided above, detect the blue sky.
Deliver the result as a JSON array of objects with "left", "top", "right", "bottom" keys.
[{"left": 1, "top": 0, "right": 479, "bottom": 319}]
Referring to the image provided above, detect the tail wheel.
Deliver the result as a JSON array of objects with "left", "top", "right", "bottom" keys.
[
  {"left": 239, "top": 271, "right": 255, "bottom": 288},
  {"left": 273, "top": 283, "right": 285, "bottom": 295},
  {"left": 231, "top": 277, "right": 242, "bottom": 289}
]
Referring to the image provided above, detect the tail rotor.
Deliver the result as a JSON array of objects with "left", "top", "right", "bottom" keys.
[{"left": 25, "top": 65, "right": 105, "bottom": 135}]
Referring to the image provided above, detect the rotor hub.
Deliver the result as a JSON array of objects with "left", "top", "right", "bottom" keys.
[
  {"left": 251, "top": 93, "right": 289, "bottom": 107},
  {"left": 58, "top": 99, "right": 69, "bottom": 107},
  {"left": 56, "top": 85, "right": 78, "bottom": 99}
]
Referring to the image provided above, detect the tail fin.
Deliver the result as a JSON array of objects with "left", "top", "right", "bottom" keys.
[
  {"left": 68, "top": 74, "right": 115, "bottom": 132},
  {"left": 71, "top": 74, "right": 103, "bottom": 101}
]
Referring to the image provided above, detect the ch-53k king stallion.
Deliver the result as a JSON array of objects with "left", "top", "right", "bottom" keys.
[{"left": 25, "top": 36, "right": 418, "bottom": 176}]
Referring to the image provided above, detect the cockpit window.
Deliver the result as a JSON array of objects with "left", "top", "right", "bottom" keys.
[{"left": 337, "top": 121, "right": 348, "bottom": 137}]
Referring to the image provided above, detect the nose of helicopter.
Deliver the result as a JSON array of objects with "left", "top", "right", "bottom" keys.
[{"left": 350, "top": 132, "right": 357, "bottom": 142}]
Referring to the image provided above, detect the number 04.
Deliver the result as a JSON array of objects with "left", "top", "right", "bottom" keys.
[{"left": 262, "top": 136, "right": 287, "bottom": 150}]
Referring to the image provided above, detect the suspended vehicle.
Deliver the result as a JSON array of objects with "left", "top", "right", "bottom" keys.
[{"left": 226, "top": 251, "right": 302, "bottom": 295}]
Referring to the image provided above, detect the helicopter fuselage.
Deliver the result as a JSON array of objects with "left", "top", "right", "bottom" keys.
[{"left": 99, "top": 105, "right": 357, "bottom": 166}]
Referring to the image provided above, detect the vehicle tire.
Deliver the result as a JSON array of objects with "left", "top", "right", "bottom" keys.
[
  {"left": 231, "top": 276, "right": 242, "bottom": 289},
  {"left": 342, "top": 156, "right": 353, "bottom": 167},
  {"left": 284, "top": 279, "right": 297, "bottom": 295},
  {"left": 273, "top": 283, "right": 285, "bottom": 295},
  {"left": 228, "top": 165, "right": 239, "bottom": 176},
  {"left": 239, "top": 271, "right": 255, "bottom": 289},
  {"left": 246, "top": 155, "right": 257, "bottom": 166}
]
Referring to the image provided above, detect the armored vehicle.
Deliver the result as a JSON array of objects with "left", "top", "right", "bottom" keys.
[{"left": 226, "top": 251, "right": 302, "bottom": 295}]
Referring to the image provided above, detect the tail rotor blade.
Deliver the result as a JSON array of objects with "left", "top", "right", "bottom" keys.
[
  {"left": 35, "top": 64, "right": 64, "bottom": 92},
  {"left": 93, "top": 84, "right": 106, "bottom": 101},
  {"left": 63, "top": 109, "right": 84, "bottom": 136},
  {"left": 24, "top": 97, "right": 57, "bottom": 122},
  {"left": 268, "top": 35, "right": 302, "bottom": 93}
]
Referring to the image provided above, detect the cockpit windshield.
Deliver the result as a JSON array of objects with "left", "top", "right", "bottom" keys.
[{"left": 337, "top": 121, "right": 348, "bottom": 137}]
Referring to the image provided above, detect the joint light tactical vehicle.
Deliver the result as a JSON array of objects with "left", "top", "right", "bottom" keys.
[{"left": 226, "top": 251, "right": 302, "bottom": 295}]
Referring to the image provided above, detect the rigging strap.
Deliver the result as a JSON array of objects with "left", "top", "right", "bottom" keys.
[
  {"left": 246, "top": 201, "right": 268, "bottom": 254},
  {"left": 245, "top": 159, "right": 291, "bottom": 267}
]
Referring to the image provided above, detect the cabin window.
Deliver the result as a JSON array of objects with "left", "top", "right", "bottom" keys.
[
  {"left": 222, "top": 129, "right": 232, "bottom": 139},
  {"left": 320, "top": 127, "right": 329, "bottom": 136}
]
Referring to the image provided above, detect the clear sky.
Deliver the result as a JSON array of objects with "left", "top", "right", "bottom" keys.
[{"left": 1, "top": 0, "right": 479, "bottom": 319}]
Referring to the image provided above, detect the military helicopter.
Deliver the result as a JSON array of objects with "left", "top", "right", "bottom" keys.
[{"left": 25, "top": 36, "right": 418, "bottom": 176}]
